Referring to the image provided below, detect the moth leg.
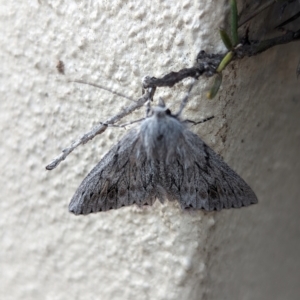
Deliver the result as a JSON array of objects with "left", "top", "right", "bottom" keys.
[
  {"left": 145, "top": 99, "right": 151, "bottom": 117},
  {"left": 176, "top": 80, "right": 195, "bottom": 116},
  {"left": 184, "top": 116, "right": 214, "bottom": 125}
]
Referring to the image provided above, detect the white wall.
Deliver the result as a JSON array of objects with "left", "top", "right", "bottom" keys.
[{"left": 1, "top": 1, "right": 299, "bottom": 300}]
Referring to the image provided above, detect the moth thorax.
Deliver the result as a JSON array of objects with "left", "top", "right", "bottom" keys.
[{"left": 140, "top": 113, "right": 186, "bottom": 162}]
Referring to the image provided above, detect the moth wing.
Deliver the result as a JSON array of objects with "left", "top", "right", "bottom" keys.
[
  {"left": 165, "top": 130, "right": 258, "bottom": 211},
  {"left": 69, "top": 129, "right": 158, "bottom": 215}
]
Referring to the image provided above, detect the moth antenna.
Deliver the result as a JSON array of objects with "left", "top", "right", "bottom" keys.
[
  {"left": 146, "top": 100, "right": 151, "bottom": 117},
  {"left": 176, "top": 80, "right": 195, "bottom": 116},
  {"left": 69, "top": 80, "right": 136, "bottom": 102},
  {"left": 100, "top": 117, "right": 145, "bottom": 128},
  {"left": 158, "top": 97, "right": 166, "bottom": 107},
  {"left": 185, "top": 116, "right": 214, "bottom": 125}
]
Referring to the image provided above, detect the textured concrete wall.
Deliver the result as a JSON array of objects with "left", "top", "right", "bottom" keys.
[
  {"left": 1, "top": 1, "right": 299, "bottom": 300},
  {"left": 205, "top": 40, "right": 300, "bottom": 300}
]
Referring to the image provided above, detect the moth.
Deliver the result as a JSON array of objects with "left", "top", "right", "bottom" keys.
[{"left": 69, "top": 98, "right": 258, "bottom": 215}]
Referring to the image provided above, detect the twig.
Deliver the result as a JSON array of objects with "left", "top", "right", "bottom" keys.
[
  {"left": 239, "top": 0, "right": 298, "bottom": 28},
  {"left": 47, "top": 26, "right": 299, "bottom": 170},
  {"left": 46, "top": 88, "right": 154, "bottom": 170},
  {"left": 238, "top": 0, "right": 276, "bottom": 28},
  {"left": 143, "top": 52, "right": 223, "bottom": 89},
  {"left": 143, "top": 29, "right": 300, "bottom": 89},
  {"left": 274, "top": 11, "right": 300, "bottom": 29},
  {"left": 235, "top": 29, "right": 300, "bottom": 57}
]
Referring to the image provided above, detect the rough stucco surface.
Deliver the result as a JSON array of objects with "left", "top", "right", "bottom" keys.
[
  {"left": 205, "top": 42, "right": 300, "bottom": 300},
  {"left": 0, "top": 1, "right": 299, "bottom": 300}
]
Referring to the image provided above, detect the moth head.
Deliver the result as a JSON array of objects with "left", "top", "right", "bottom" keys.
[
  {"left": 149, "top": 98, "right": 173, "bottom": 119},
  {"left": 157, "top": 97, "right": 166, "bottom": 108}
]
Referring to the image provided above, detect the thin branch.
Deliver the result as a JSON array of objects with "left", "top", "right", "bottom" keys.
[
  {"left": 274, "top": 11, "right": 300, "bottom": 29},
  {"left": 143, "top": 29, "right": 300, "bottom": 89},
  {"left": 235, "top": 29, "right": 300, "bottom": 57},
  {"left": 239, "top": 0, "right": 298, "bottom": 28},
  {"left": 238, "top": 0, "right": 276, "bottom": 28},
  {"left": 142, "top": 52, "right": 223, "bottom": 89},
  {"left": 46, "top": 25, "right": 299, "bottom": 171},
  {"left": 46, "top": 89, "right": 154, "bottom": 170}
]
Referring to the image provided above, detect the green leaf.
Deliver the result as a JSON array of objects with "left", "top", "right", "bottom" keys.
[
  {"left": 207, "top": 73, "right": 223, "bottom": 99},
  {"left": 230, "top": 0, "right": 238, "bottom": 45},
  {"left": 216, "top": 51, "right": 234, "bottom": 73},
  {"left": 219, "top": 28, "right": 233, "bottom": 50}
]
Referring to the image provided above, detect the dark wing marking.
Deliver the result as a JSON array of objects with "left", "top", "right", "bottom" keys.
[
  {"left": 69, "top": 129, "right": 160, "bottom": 215},
  {"left": 164, "top": 130, "right": 258, "bottom": 211}
]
